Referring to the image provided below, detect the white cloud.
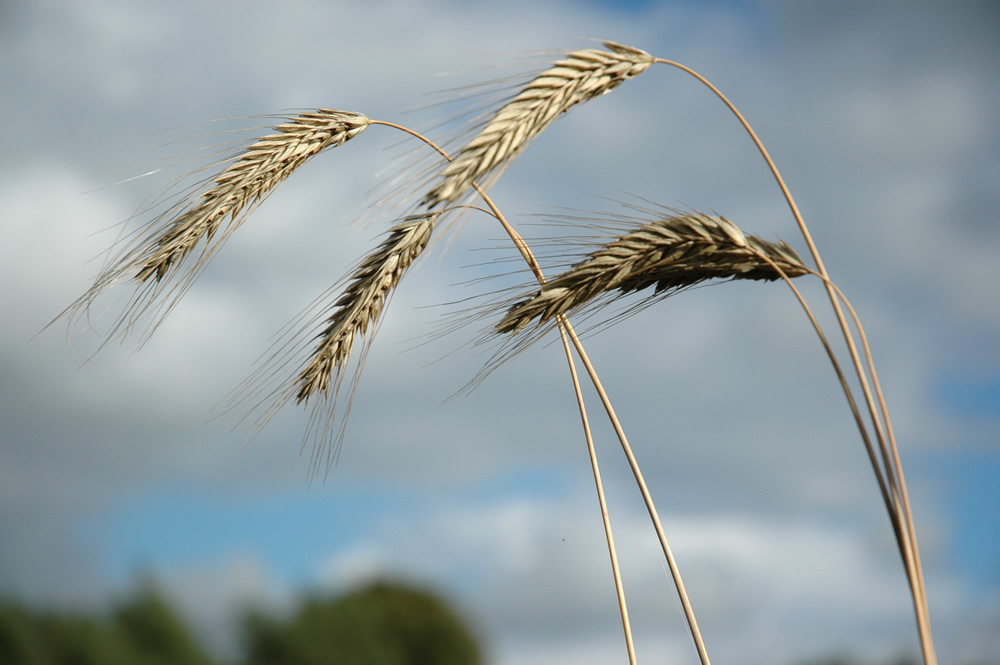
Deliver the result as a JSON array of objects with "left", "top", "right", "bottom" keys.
[{"left": 295, "top": 489, "right": 964, "bottom": 664}]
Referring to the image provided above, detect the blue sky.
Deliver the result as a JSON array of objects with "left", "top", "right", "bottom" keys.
[
  {"left": 88, "top": 467, "right": 577, "bottom": 589},
  {"left": 2, "top": 1, "right": 998, "bottom": 664}
]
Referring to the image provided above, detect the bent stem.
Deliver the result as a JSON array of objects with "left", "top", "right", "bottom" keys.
[
  {"left": 655, "top": 61, "right": 935, "bottom": 663},
  {"left": 767, "top": 259, "right": 930, "bottom": 665},
  {"left": 818, "top": 274, "right": 929, "bottom": 644},
  {"left": 480, "top": 192, "right": 713, "bottom": 665},
  {"left": 468, "top": 182, "right": 711, "bottom": 665},
  {"left": 751, "top": 254, "right": 900, "bottom": 545},
  {"left": 372, "top": 121, "right": 647, "bottom": 664}
]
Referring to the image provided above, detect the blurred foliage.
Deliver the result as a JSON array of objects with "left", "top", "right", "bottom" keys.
[
  {"left": 112, "top": 583, "right": 216, "bottom": 665},
  {"left": 0, "top": 578, "right": 482, "bottom": 665},
  {"left": 799, "top": 656, "right": 920, "bottom": 665},
  {"left": 0, "top": 585, "right": 214, "bottom": 665},
  {"left": 242, "top": 580, "right": 482, "bottom": 665},
  {"left": 2, "top": 580, "right": 942, "bottom": 665}
]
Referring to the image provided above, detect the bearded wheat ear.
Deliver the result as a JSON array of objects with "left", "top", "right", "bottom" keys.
[
  {"left": 135, "top": 110, "right": 371, "bottom": 282},
  {"left": 497, "top": 212, "right": 809, "bottom": 335},
  {"left": 234, "top": 212, "right": 439, "bottom": 474},
  {"left": 295, "top": 213, "right": 438, "bottom": 405},
  {"left": 421, "top": 41, "right": 654, "bottom": 208},
  {"left": 54, "top": 109, "right": 370, "bottom": 346}
]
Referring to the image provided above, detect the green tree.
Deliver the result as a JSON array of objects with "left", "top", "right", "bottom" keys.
[
  {"left": 0, "top": 603, "right": 52, "bottom": 665},
  {"left": 0, "top": 601, "right": 149, "bottom": 665},
  {"left": 243, "top": 580, "right": 482, "bottom": 665},
  {"left": 0, "top": 587, "right": 216, "bottom": 665},
  {"left": 113, "top": 583, "right": 215, "bottom": 665}
]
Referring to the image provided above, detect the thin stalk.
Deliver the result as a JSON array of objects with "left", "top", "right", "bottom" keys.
[
  {"left": 817, "top": 275, "right": 931, "bottom": 646},
  {"left": 468, "top": 147, "right": 712, "bottom": 665},
  {"left": 558, "top": 322, "right": 637, "bottom": 664},
  {"left": 371, "top": 120, "right": 643, "bottom": 664},
  {"left": 484, "top": 190, "right": 713, "bottom": 664},
  {"left": 653, "top": 59, "right": 935, "bottom": 663},
  {"left": 758, "top": 254, "right": 930, "bottom": 665},
  {"left": 476, "top": 187, "right": 713, "bottom": 663},
  {"left": 467, "top": 179, "right": 712, "bottom": 663},
  {"left": 750, "top": 254, "right": 899, "bottom": 545},
  {"left": 558, "top": 316, "right": 712, "bottom": 665}
]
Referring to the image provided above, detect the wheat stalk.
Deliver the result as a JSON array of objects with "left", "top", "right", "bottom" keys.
[
  {"left": 421, "top": 41, "right": 654, "bottom": 208},
  {"left": 55, "top": 109, "right": 370, "bottom": 346},
  {"left": 497, "top": 212, "right": 808, "bottom": 335},
  {"left": 652, "top": 57, "right": 938, "bottom": 664}
]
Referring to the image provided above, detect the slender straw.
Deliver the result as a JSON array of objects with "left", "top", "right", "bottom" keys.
[
  {"left": 465, "top": 183, "right": 712, "bottom": 665},
  {"left": 559, "top": 317, "right": 713, "bottom": 665},
  {"left": 371, "top": 120, "right": 646, "bottom": 664},
  {"left": 653, "top": 58, "right": 936, "bottom": 665},
  {"left": 557, "top": 322, "right": 638, "bottom": 664}
]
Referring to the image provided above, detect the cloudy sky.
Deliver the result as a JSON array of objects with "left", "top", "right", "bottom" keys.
[{"left": 2, "top": 1, "right": 998, "bottom": 664}]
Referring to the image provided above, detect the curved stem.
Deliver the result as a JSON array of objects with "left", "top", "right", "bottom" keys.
[
  {"left": 371, "top": 119, "right": 644, "bottom": 664},
  {"left": 651, "top": 61, "right": 822, "bottom": 274},
  {"left": 478, "top": 187, "right": 712, "bottom": 663},
  {"left": 752, "top": 255, "right": 899, "bottom": 545},
  {"left": 816, "top": 274, "right": 930, "bottom": 646},
  {"left": 470, "top": 179, "right": 645, "bottom": 665},
  {"left": 653, "top": 60, "right": 935, "bottom": 664},
  {"left": 763, "top": 263, "right": 896, "bottom": 523}
]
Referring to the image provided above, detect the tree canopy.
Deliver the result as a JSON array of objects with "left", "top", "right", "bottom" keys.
[{"left": 0, "top": 578, "right": 482, "bottom": 665}]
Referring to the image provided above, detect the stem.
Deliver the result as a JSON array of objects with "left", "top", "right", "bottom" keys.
[
  {"left": 370, "top": 120, "right": 643, "bottom": 664},
  {"left": 558, "top": 322, "right": 637, "bottom": 664},
  {"left": 654, "top": 59, "right": 936, "bottom": 664},
  {"left": 469, "top": 181, "right": 711, "bottom": 664},
  {"left": 753, "top": 257, "right": 896, "bottom": 530},
  {"left": 478, "top": 187, "right": 712, "bottom": 664},
  {"left": 818, "top": 276, "right": 932, "bottom": 650},
  {"left": 559, "top": 316, "right": 713, "bottom": 665}
]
